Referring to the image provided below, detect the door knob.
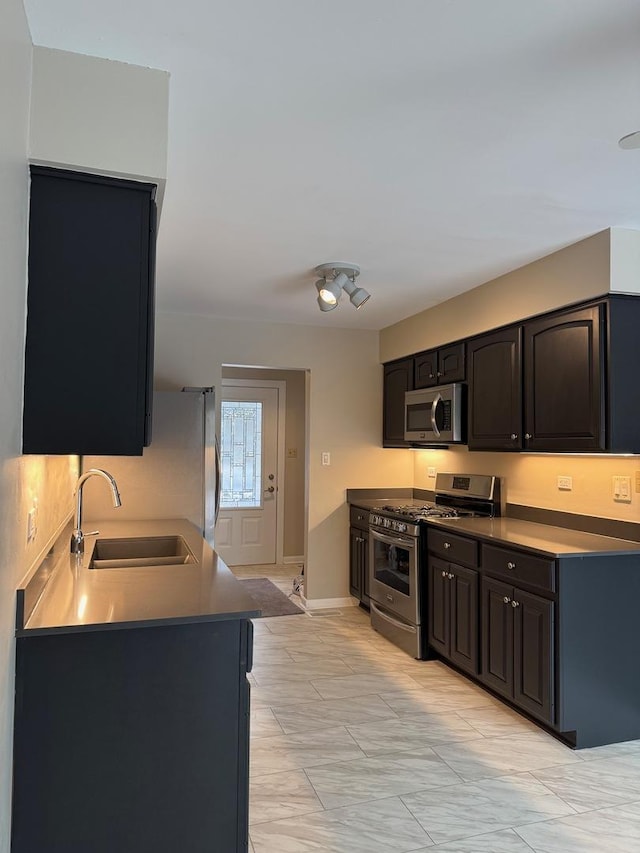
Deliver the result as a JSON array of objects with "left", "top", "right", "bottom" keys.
[
  {"left": 264, "top": 486, "right": 275, "bottom": 493},
  {"left": 268, "top": 473, "right": 275, "bottom": 480}
]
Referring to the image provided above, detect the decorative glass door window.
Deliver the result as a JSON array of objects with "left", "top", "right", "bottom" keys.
[{"left": 220, "top": 401, "right": 263, "bottom": 508}]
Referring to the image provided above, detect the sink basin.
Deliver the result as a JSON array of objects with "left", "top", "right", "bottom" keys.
[{"left": 89, "top": 535, "right": 197, "bottom": 569}]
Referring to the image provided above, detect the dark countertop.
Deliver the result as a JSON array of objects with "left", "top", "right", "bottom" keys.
[
  {"left": 348, "top": 494, "right": 640, "bottom": 558},
  {"left": 18, "top": 519, "right": 260, "bottom": 636}
]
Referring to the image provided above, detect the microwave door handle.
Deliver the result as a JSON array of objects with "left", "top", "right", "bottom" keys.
[{"left": 430, "top": 393, "right": 442, "bottom": 437}]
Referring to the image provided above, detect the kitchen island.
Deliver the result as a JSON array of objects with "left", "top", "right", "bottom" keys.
[{"left": 12, "top": 519, "right": 259, "bottom": 853}]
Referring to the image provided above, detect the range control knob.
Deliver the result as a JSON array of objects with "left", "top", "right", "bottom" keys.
[{"left": 397, "top": 522, "right": 407, "bottom": 533}]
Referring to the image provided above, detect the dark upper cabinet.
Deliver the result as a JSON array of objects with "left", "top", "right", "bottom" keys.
[
  {"left": 23, "top": 166, "right": 157, "bottom": 456},
  {"left": 468, "top": 327, "right": 522, "bottom": 450},
  {"left": 383, "top": 358, "right": 414, "bottom": 446},
  {"left": 524, "top": 305, "right": 604, "bottom": 452},
  {"left": 414, "top": 343, "right": 465, "bottom": 388}
]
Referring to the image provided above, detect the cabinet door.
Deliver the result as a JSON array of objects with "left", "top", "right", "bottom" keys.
[
  {"left": 414, "top": 350, "right": 438, "bottom": 388},
  {"left": 383, "top": 359, "right": 414, "bottom": 446},
  {"left": 427, "top": 556, "right": 450, "bottom": 657},
  {"left": 468, "top": 327, "right": 522, "bottom": 450},
  {"left": 23, "top": 167, "right": 156, "bottom": 455},
  {"left": 513, "top": 589, "right": 555, "bottom": 725},
  {"left": 438, "top": 343, "right": 465, "bottom": 384},
  {"left": 349, "top": 527, "right": 363, "bottom": 598},
  {"left": 361, "top": 529, "right": 370, "bottom": 606},
  {"left": 524, "top": 305, "right": 604, "bottom": 452},
  {"left": 449, "top": 564, "right": 479, "bottom": 676},
  {"left": 480, "top": 577, "right": 513, "bottom": 699}
]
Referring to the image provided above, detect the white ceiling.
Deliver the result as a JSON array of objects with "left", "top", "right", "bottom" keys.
[{"left": 23, "top": 0, "right": 640, "bottom": 330}]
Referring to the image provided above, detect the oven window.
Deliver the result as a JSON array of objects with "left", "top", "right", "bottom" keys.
[{"left": 372, "top": 538, "right": 412, "bottom": 596}]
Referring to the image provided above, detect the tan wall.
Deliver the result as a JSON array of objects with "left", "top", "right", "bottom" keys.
[
  {"left": 380, "top": 230, "right": 612, "bottom": 362},
  {"left": 222, "top": 367, "right": 306, "bottom": 559},
  {"left": 0, "top": 7, "right": 78, "bottom": 846},
  {"left": 30, "top": 47, "right": 169, "bottom": 202},
  {"left": 155, "top": 312, "right": 413, "bottom": 602},
  {"left": 380, "top": 228, "right": 640, "bottom": 523},
  {"left": 414, "top": 448, "right": 640, "bottom": 523}
]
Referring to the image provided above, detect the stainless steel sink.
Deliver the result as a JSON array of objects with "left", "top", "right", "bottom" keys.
[{"left": 89, "top": 535, "right": 197, "bottom": 569}]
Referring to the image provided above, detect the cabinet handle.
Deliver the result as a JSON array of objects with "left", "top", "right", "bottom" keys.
[
  {"left": 512, "top": 600, "right": 520, "bottom": 608},
  {"left": 447, "top": 572, "right": 454, "bottom": 580},
  {"left": 436, "top": 371, "right": 442, "bottom": 377},
  {"left": 429, "top": 373, "right": 435, "bottom": 379},
  {"left": 507, "top": 561, "right": 516, "bottom": 570},
  {"left": 503, "top": 596, "right": 512, "bottom": 604},
  {"left": 443, "top": 542, "right": 451, "bottom": 549},
  {"left": 525, "top": 433, "right": 532, "bottom": 440},
  {"left": 441, "top": 570, "right": 447, "bottom": 577},
  {"left": 510, "top": 433, "right": 518, "bottom": 440}
]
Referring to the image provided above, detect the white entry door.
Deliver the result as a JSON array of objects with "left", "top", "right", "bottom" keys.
[{"left": 215, "top": 386, "right": 279, "bottom": 565}]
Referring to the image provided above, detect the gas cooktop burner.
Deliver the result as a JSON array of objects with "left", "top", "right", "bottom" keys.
[{"left": 380, "top": 504, "right": 467, "bottom": 520}]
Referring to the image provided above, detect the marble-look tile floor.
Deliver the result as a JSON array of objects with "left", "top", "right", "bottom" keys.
[{"left": 246, "top": 605, "right": 640, "bottom": 852}]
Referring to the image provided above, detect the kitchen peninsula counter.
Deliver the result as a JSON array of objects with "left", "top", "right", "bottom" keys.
[
  {"left": 12, "top": 517, "right": 256, "bottom": 853},
  {"left": 17, "top": 517, "right": 259, "bottom": 636}
]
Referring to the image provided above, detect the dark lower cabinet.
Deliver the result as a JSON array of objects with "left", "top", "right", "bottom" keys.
[
  {"left": 480, "top": 576, "right": 554, "bottom": 725},
  {"left": 349, "top": 505, "right": 370, "bottom": 607},
  {"left": 349, "top": 526, "right": 370, "bottom": 606},
  {"left": 11, "top": 619, "right": 253, "bottom": 853},
  {"left": 428, "top": 556, "right": 479, "bottom": 676}
]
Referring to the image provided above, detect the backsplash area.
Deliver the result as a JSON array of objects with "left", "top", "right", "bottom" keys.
[{"left": 414, "top": 447, "right": 640, "bottom": 525}]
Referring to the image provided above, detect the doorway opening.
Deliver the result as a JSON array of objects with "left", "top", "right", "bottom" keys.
[{"left": 215, "top": 367, "right": 307, "bottom": 581}]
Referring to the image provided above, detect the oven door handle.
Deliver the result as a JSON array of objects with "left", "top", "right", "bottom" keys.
[
  {"left": 370, "top": 529, "right": 416, "bottom": 548},
  {"left": 370, "top": 602, "right": 418, "bottom": 634}
]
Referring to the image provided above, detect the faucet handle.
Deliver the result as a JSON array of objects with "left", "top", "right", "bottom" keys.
[{"left": 83, "top": 530, "right": 99, "bottom": 537}]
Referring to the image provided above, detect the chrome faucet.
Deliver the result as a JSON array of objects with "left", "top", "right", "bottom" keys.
[{"left": 71, "top": 469, "right": 122, "bottom": 555}]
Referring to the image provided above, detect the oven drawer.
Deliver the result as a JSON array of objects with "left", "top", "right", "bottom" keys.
[
  {"left": 482, "top": 544, "right": 555, "bottom": 593},
  {"left": 428, "top": 529, "right": 478, "bottom": 568},
  {"left": 350, "top": 505, "right": 369, "bottom": 530}
]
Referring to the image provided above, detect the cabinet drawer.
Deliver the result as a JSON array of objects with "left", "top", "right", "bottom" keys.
[
  {"left": 482, "top": 544, "right": 555, "bottom": 593},
  {"left": 429, "top": 529, "right": 478, "bottom": 568},
  {"left": 350, "top": 505, "right": 370, "bottom": 530}
]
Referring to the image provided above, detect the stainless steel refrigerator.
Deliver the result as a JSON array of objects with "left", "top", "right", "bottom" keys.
[{"left": 82, "top": 387, "right": 220, "bottom": 545}]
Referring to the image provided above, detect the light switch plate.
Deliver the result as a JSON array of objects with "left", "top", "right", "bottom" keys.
[{"left": 321, "top": 451, "right": 330, "bottom": 466}]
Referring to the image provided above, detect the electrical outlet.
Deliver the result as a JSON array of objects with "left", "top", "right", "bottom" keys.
[
  {"left": 321, "top": 451, "right": 330, "bottom": 466},
  {"left": 635, "top": 471, "right": 640, "bottom": 493},
  {"left": 427, "top": 467, "right": 436, "bottom": 478},
  {"left": 27, "top": 503, "right": 38, "bottom": 542},
  {"left": 613, "top": 475, "right": 632, "bottom": 503},
  {"left": 557, "top": 475, "right": 572, "bottom": 491}
]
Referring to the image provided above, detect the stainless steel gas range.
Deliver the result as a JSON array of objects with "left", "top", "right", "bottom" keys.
[{"left": 369, "top": 473, "right": 501, "bottom": 658}]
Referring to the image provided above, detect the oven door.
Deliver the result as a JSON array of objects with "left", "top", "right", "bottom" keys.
[{"left": 369, "top": 527, "right": 419, "bottom": 624}]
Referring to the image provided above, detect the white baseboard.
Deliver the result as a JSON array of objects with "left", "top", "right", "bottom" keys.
[
  {"left": 299, "top": 594, "right": 358, "bottom": 610},
  {"left": 283, "top": 555, "right": 304, "bottom": 565}
]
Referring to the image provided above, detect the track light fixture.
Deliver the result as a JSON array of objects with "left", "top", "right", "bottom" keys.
[{"left": 314, "top": 263, "right": 370, "bottom": 312}]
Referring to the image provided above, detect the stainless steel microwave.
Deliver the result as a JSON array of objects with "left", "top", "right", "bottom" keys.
[{"left": 404, "top": 383, "right": 465, "bottom": 443}]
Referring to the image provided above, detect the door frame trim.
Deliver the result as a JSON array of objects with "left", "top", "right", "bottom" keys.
[{"left": 221, "top": 378, "right": 286, "bottom": 563}]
